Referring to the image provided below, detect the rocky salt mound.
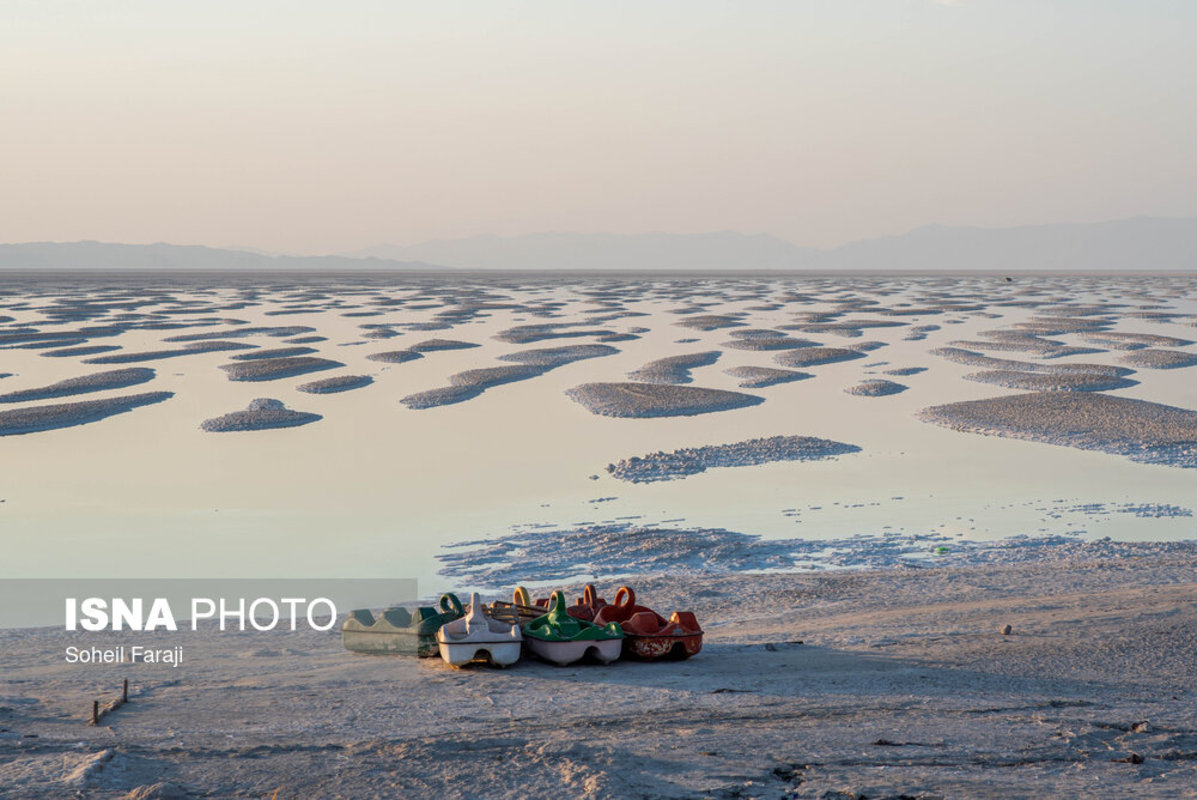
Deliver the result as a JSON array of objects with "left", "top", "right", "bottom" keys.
[
  {"left": 220, "top": 356, "right": 344, "bottom": 382},
  {"left": 723, "top": 366, "right": 812, "bottom": 388},
  {"left": 566, "top": 382, "right": 764, "bottom": 418},
  {"left": 773, "top": 347, "right": 867, "bottom": 368},
  {"left": 1082, "top": 332, "right": 1193, "bottom": 350},
  {"left": 496, "top": 344, "right": 619, "bottom": 368},
  {"left": 627, "top": 351, "right": 721, "bottom": 384},
  {"left": 1118, "top": 349, "right": 1197, "bottom": 370},
  {"left": 227, "top": 346, "right": 319, "bottom": 361},
  {"left": 919, "top": 391, "right": 1197, "bottom": 468},
  {"left": 964, "top": 370, "right": 1139, "bottom": 392},
  {"left": 930, "top": 346, "right": 1135, "bottom": 377},
  {"left": 40, "top": 345, "right": 123, "bottom": 358},
  {"left": 721, "top": 336, "right": 817, "bottom": 351},
  {"left": 296, "top": 375, "right": 374, "bottom": 394},
  {"left": 493, "top": 323, "right": 616, "bottom": 344},
  {"left": 164, "top": 326, "right": 315, "bottom": 342},
  {"left": 365, "top": 349, "right": 423, "bottom": 364},
  {"left": 408, "top": 338, "right": 480, "bottom": 352},
  {"left": 0, "top": 368, "right": 155, "bottom": 403},
  {"left": 403, "top": 346, "right": 618, "bottom": 409},
  {"left": 0, "top": 391, "right": 173, "bottom": 436},
  {"left": 845, "top": 379, "right": 907, "bottom": 397},
  {"left": 607, "top": 434, "right": 861, "bottom": 483},
  {"left": 672, "top": 314, "right": 745, "bottom": 331},
  {"left": 401, "top": 365, "right": 545, "bottom": 409},
  {"left": 200, "top": 398, "right": 321, "bottom": 432},
  {"left": 84, "top": 341, "right": 257, "bottom": 364}
]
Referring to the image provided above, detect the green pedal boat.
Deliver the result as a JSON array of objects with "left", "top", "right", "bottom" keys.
[
  {"left": 522, "top": 590, "right": 624, "bottom": 666},
  {"left": 341, "top": 593, "right": 465, "bottom": 657}
]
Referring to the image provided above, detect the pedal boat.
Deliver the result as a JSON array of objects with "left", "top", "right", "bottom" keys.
[
  {"left": 522, "top": 590, "right": 624, "bottom": 666},
  {"left": 491, "top": 585, "right": 607, "bottom": 624},
  {"left": 436, "top": 592, "right": 523, "bottom": 668},
  {"left": 593, "top": 586, "right": 703, "bottom": 661},
  {"left": 564, "top": 583, "right": 609, "bottom": 621},
  {"left": 342, "top": 593, "right": 464, "bottom": 657}
]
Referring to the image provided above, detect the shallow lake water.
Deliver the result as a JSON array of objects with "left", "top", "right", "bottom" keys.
[{"left": 1, "top": 271, "right": 1193, "bottom": 591}]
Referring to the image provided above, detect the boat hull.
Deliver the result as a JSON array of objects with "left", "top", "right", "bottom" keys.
[
  {"left": 623, "top": 632, "right": 703, "bottom": 661},
  {"left": 526, "top": 637, "right": 623, "bottom": 666},
  {"left": 438, "top": 640, "right": 522, "bottom": 667},
  {"left": 341, "top": 629, "right": 436, "bottom": 658}
]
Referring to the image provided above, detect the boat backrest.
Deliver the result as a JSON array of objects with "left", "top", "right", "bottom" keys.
[
  {"left": 347, "top": 609, "right": 375, "bottom": 626},
  {"left": 381, "top": 607, "right": 413, "bottom": 628}
]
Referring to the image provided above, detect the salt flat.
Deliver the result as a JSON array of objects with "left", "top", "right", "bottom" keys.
[{"left": 1, "top": 548, "right": 1194, "bottom": 798}]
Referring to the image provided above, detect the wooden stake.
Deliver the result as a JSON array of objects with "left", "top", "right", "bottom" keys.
[
  {"left": 91, "top": 700, "right": 99, "bottom": 725},
  {"left": 122, "top": 679, "right": 128, "bottom": 703}
]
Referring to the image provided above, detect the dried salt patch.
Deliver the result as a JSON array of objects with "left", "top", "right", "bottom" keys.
[
  {"left": 845, "top": 379, "right": 907, "bottom": 397},
  {"left": 228, "top": 346, "right": 318, "bottom": 361},
  {"left": 1082, "top": 332, "right": 1193, "bottom": 350},
  {"left": 85, "top": 341, "right": 257, "bottom": 364},
  {"left": 628, "top": 352, "right": 721, "bottom": 385},
  {"left": 773, "top": 347, "right": 867, "bottom": 368},
  {"left": 0, "top": 391, "right": 172, "bottom": 436},
  {"left": 930, "top": 347, "right": 1133, "bottom": 377},
  {"left": 919, "top": 391, "right": 1197, "bottom": 468},
  {"left": 296, "top": 375, "right": 373, "bottom": 394},
  {"left": 724, "top": 366, "right": 812, "bottom": 388},
  {"left": 672, "top": 314, "right": 746, "bottom": 331},
  {"left": 790, "top": 319, "right": 907, "bottom": 338},
  {"left": 964, "top": 370, "right": 1138, "bottom": 392},
  {"left": 494, "top": 323, "right": 615, "bottom": 344},
  {"left": 0, "top": 368, "right": 155, "bottom": 403},
  {"left": 1117, "top": 349, "right": 1197, "bottom": 370},
  {"left": 727, "top": 328, "right": 788, "bottom": 339},
  {"left": 164, "top": 326, "right": 315, "bottom": 342},
  {"left": 402, "top": 365, "right": 546, "bottom": 409},
  {"left": 496, "top": 344, "right": 618, "bottom": 368},
  {"left": 200, "top": 398, "right": 321, "bottom": 432},
  {"left": 39, "top": 345, "right": 122, "bottom": 358},
  {"left": 366, "top": 349, "right": 423, "bottom": 364},
  {"left": 567, "top": 382, "right": 764, "bottom": 418},
  {"left": 219, "top": 356, "right": 344, "bottom": 382},
  {"left": 721, "top": 336, "right": 818, "bottom": 351},
  {"left": 408, "top": 338, "right": 480, "bottom": 352},
  {"left": 608, "top": 435, "right": 860, "bottom": 483}
]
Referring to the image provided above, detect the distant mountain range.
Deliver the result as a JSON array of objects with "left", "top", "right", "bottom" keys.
[
  {"left": 3, "top": 217, "right": 1195, "bottom": 271},
  {"left": 347, "top": 232, "right": 821, "bottom": 271},
  {"left": 0, "top": 241, "right": 436, "bottom": 271}
]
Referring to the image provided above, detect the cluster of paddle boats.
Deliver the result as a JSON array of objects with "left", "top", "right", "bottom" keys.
[{"left": 341, "top": 584, "right": 703, "bottom": 667}]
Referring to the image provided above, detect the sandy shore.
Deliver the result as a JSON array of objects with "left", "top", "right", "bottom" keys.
[{"left": 2, "top": 553, "right": 1195, "bottom": 799}]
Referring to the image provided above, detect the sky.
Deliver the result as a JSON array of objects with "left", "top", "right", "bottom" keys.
[{"left": 2, "top": 1, "right": 1195, "bottom": 254}]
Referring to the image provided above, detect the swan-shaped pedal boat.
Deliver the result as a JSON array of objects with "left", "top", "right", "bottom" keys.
[
  {"left": 593, "top": 586, "right": 703, "bottom": 661},
  {"left": 522, "top": 590, "right": 624, "bottom": 666},
  {"left": 342, "top": 593, "right": 465, "bottom": 657},
  {"left": 436, "top": 592, "right": 523, "bottom": 667}
]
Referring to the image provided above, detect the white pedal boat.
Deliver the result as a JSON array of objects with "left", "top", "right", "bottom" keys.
[{"left": 436, "top": 592, "right": 524, "bottom": 668}]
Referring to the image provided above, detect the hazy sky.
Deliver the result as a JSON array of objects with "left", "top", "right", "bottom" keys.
[{"left": 3, "top": 1, "right": 1195, "bottom": 254}]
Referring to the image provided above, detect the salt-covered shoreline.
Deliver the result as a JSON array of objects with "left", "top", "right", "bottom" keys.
[{"left": 3, "top": 552, "right": 1195, "bottom": 798}]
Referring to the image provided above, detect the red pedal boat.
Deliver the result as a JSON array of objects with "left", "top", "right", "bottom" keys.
[
  {"left": 593, "top": 586, "right": 703, "bottom": 661},
  {"left": 565, "top": 583, "right": 608, "bottom": 621}
]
